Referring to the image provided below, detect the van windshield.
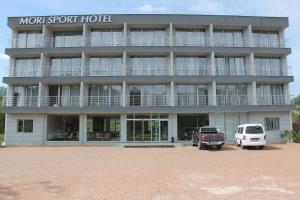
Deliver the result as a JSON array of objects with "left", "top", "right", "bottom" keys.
[{"left": 245, "top": 126, "right": 263, "bottom": 134}]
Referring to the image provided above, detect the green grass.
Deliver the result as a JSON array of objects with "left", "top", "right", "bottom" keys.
[{"left": 0, "top": 133, "right": 3, "bottom": 144}]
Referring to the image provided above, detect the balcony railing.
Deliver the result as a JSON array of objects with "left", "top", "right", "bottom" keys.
[
  {"left": 256, "top": 95, "right": 292, "bottom": 105},
  {"left": 214, "top": 38, "right": 247, "bottom": 47},
  {"left": 215, "top": 66, "right": 248, "bottom": 76},
  {"left": 127, "top": 65, "right": 170, "bottom": 76},
  {"left": 44, "top": 66, "right": 82, "bottom": 77},
  {"left": 216, "top": 95, "right": 249, "bottom": 106},
  {"left": 5, "top": 96, "right": 39, "bottom": 107},
  {"left": 10, "top": 38, "right": 44, "bottom": 48},
  {"left": 8, "top": 35, "right": 290, "bottom": 48},
  {"left": 173, "top": 36, "right": 208, "bottom": 46},
  {"left": 127, "top": 95, "right": 169, "bottom": 106},
  {"left": 87, "top": 36, "right": 124, "bottom": 46},
  {"left": 84, "top": 66, "right": 123, "bottom": 76},
  {"left": 255, "top": 66, "right": 292, "bottom": 76},
  {"left": 176, "top": 95, "right": 209, "bottom": 106},
  {"left": 6, "top": 67, "right": 42, "bottom": 77},
  {"left": 127, "top": 36, "right": 170, "bottom": 46},
  {"left": 175, "top": 65, "right": 208, "bottom": 76},
  {"left": 83, "top": 96, "right": 122, "bottom": 107},
  {"left": 40, "top": 96, "right": 80, "bottom": 107},
  {"left": 48, "top": 37, "right": 84, "bottom": 47}
]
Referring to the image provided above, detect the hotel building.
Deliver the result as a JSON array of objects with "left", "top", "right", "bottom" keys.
[{"left": 3, "top": 14, "right": 294, "bottom": 145}]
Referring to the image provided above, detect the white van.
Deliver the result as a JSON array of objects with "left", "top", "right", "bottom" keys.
[{"left": 235, "top": 124, "right": 266, "bottom": 149}]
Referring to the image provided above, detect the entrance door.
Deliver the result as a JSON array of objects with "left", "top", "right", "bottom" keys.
[{"left": 152, "top": 120, "right": 160, "bottom": 141}]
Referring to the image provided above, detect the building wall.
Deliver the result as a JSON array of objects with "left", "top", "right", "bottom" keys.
[{"left": 5, "top": 113, "right": 46, "bottom": 145}]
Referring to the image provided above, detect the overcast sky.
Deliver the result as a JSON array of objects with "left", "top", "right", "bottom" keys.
[{"left": 0, "top": 0, "right": 299, "bottom": 96}]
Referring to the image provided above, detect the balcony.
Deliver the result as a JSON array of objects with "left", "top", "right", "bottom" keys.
[
  {"left": 10, "top": 38, "right": 44, "bottom": 48},
  {"left": 176, "top": 95, "right": 209, "bottom": 106},
  {"left": 83, "top": 96, "right": 122, "bottom": 107},
  {"left": 6, "top": 67, "right": 42, "bottom": 77},
  {"left": 256, "top": 95, "right": 293, "bottom": 105},
  {"left": 44, "top": 66, "right": 81, "bottom": 77},
  {"left": 173, "top": 36, "right": 208, "bottom": 46},
  {"left": 127, "top": 65, "right": 170, "bottom": 76},
  {"left": 216, "top": 66, "right": 248, "bottom": 76},
  {"left": 127, "top": 36, "right": 169, "bottom": 46},
  {"left": 87, "top": 36, "right": 124, "bottom": 46},
  {"left": 84, "top": 66, "right": 123, "bottom": 76},
  {"left": 48, "top": 37, "right": 84, "bottom": 47},
  {"left": 40, "top": 96, "right": 80, "bottom": 107},
  {"left": 214, "top": 38, "right": 247, "bottom": 48},
  {"left": 216, "top": 95, "right": 249, "bottom": 106},
  {"left": 127, "top": 95, "right": 169, "bottom": 106},
  {"left": 255, "top": 66, "right": 292, "bottom": 76},
  {"left": 252, "top": 38, "right": 288, "bottom": 48},
  {"left": 175, "top": 65, "right": 208, "bottom": 76},
  {"left": 5, "top": 96, "right": 38, "bottom": 107}
]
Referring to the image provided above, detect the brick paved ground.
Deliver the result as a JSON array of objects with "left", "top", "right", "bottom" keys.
[{"left": 0, "top": 144, "right": 300, "bottom": 200}]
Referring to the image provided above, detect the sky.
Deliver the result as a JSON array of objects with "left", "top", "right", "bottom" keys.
[{"left": 0, "top": 0, "right": 299, "bottom": 96}]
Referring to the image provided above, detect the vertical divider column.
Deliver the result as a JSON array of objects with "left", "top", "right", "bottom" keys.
[
  {"left": 250, "top": 52, "right": 255, "bottom": 76},
  {"left": 123, "top": 23, "right": 127, "bottom": 46},
  {"left": 171, "top": 81, "right": 175, "bottom": 106},
  {"left": 122, "top": 81, "right": 126, "bottom": 107},
  {"left": 83, "top": 23, "right": 88, "bottom": 47},
  {"left": 209, "top": 24, "right": 213, "bottom": 46},
  {"left": 169, "top": 22, "right": 173, "bottom": 46},
  {"left": 42, "top": 25, "right": 49, "bottom": 47},
  {"left": 123, "top": 51, "right": 127, "bottom": 76},
  {"left": 212, "top": 81, "right": 217, "bottom": 106},
  {"left": 210, "top": 51, "right": 215, "bottom": 76},
  {"left": 170, "top": 51, "right": 174, "bottom": 76},
  {"left": 251, "top": 81, "right": 257, "bottom": 105},
  {"left": 247, "top": 25, "right": 253, "bottom": 47}
]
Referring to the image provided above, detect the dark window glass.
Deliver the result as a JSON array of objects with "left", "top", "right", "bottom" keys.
[{"left": 245, "top": 126, "right": 264, "bottom": 134}]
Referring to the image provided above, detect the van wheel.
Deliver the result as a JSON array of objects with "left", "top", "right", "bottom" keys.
[
  {"left": 259, "top": 146, "right": 264, "bottom": 150},
  {"left": 236, "top": 139, "right": 240, "bottom": 147},
  {"left": 241, "top": 142, "right": 245, "bottom": 149},
  {"left": 217, "top": 145, "right": 222, "bottom": 150}
]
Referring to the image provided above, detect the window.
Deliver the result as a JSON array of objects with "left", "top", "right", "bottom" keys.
[
  {"left": 264, "top": 118, "right": 280, "bottom": 131},
  {"left": 17, "top": 120, "right": 33, "bottom": 133},
  {"left": 245, "top": 126, "right": 264, "bottom": 134},
  {"left": 16, "top": 30, "right": 43, "bottom": 48}
]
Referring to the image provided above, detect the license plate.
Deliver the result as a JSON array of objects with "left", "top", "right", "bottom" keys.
[
  {"left": 210, "top": 141, "right": 218, "bottom": 145},
  {"left": 251, "top": 138, "right": 259, "bottom": 141}
]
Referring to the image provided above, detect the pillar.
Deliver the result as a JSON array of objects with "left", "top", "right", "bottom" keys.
[
  {"left": 210, "top": 51, "right": 215, "bottom": 76},
  {"left": 169, "top": 22, "right": 173, "bottom": 46},
  {"left": 123, "top": 23, "right": 127, "bottom": 46},
  {"left": 170, "top": 51, "right": 174, "bottom": 76},
  {"left": 120, "top": 114, "right": 127, "bottom": 142},
  {"left": 247, "top": 25, "right": 253, "bottom": 47},
  {"left": 249, "top": 52, "right": 255, "bottom": 76},
  {"left": 82, "top": 23, "right": 88, "bottom": 47},
  {"left": 122, "top": 81, "right": 126, "bottom": 106},
  {"left": 169, "top": 113, "right": 177, "bottom": 142},
  {"left": 209, "top": 24, "right": 213, "bottom": 46},
  {"left": 81, "top": 114, "right": 87, "bottom": 144},
  {"left": 171, "top": 81, "right": 175, "bottom": 106}
]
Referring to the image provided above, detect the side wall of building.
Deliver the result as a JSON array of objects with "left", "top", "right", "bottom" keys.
[{"left": 5, "top": 113, "right": 46, "bottom": 145}]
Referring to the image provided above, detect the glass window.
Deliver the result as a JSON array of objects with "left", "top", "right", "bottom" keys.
[
  {"left": 175, "top": 56, "right": 208, "bottom": 76},
  {"left": 14, "top": 58, "right": 41, "bottom": 77},
  {"left": 216, "top": 84, "right": 248, "bottom": 105},
  {"left": 264, "top": 118, "right": 280, "bottom": 131},
  {"left": 253, "top": 30, "right": 280, "bottom": 48},
  {"left": 16, "top": 30, "right": 42, "bottom": 48},
  {"left": 245, "top": 126, "right": 264, "bottom": 134},
  {"left": 50, "top": 57, "right": 81, "bottom": 76},
  {"left": 128, "top": 56, "right": 168, "bottom": 76},
  {"left": 88, "top": 56, "right": 122, "bottom": 76},
  {"left": 214, "top": 30, "right": 244, "bottom": 47},
  {"left": 90, "top": 29, "right": 123, "bottom": 46},
  {"left": 255, "top": 57, "right": 282, "bottom": 76},
  {"left": 53, "top": 31, "right": 82, "bottom": 47},
  {"left": 87, "top": 116, "right": 120, "bottom": 141},
  {"left": 17, "top": 120, "right": 33, "bottom": 133},
  {"left": 175, "top": 29, "right": 206, "bottom": 46},
  {"left": 215, "top": 56, "right": 246, "bottom": 75},
  {"left": 129, "top": 28, "right": 166, "bottom": 46}
]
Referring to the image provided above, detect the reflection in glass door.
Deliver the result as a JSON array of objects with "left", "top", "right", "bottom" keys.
[{"left": 127, "top": 118, "right": 168, "bottom": 142}]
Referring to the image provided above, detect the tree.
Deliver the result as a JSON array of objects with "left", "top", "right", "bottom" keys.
[{"left": 294, "top": 95, "right": 300, "bottom": 105}]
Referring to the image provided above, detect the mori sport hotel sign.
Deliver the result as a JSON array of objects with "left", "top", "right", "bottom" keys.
[{"left": 19, "top": 15, "right": 113, "bottom": 25}]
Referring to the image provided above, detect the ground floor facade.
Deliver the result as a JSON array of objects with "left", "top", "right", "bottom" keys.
[{"left": 4, "top": 111, "right": 292, "bottom": 146}]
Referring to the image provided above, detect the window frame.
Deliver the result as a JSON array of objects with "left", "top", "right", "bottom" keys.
[
  {"left": 17, "top": 119, "right": 33, "bottom": 133},
  {"left": 264, "top": 117, "right": 280, "bottom": 131}
]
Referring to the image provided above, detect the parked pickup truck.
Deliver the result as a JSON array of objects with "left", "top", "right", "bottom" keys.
[{"left": 196, "top": 127, "right": 225, "bottom": 150}]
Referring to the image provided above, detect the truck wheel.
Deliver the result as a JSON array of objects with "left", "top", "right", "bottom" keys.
[
  {"left": 259, "top": 146, "right": 264, "bottom": 150},
  {"left": 217, "top": 145, "right": 222, "bottom": 149}
]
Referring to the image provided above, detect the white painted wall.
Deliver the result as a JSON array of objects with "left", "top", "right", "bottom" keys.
[
  {"left": 5, "top": 114, "right": 46, "bottom": 145},
  {"left": 249, "top": 111, "right": 291, "bottom": 143}
]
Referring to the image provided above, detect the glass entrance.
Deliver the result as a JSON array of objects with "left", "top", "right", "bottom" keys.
[{"left": 127, "top": 115, "right": 168, "bottom": 142}]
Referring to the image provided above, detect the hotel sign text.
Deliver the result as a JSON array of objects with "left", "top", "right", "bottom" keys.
[{"left": 19, "top": 15, "right": 112, "bottom": 25}]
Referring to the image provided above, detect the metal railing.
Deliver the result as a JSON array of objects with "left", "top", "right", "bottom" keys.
[
  {"left": 10, "top": 38, "right": 44, "bottom": 48},
  {"left": 5, "top": 67, "right": 42, "bottom": 77},
  {"left": 87, "top": 36, "right": 124, "bottom": 46},
  {"left": 48, "top": 37, "right": 84, "bottom": 47},
  {"left": 83, "top": 96, "right": 122, "bottom": 107},
  {"left": 216, "top": 95, "right": 249, "bottom": 106},
  {"left": 176, "top": 95, "right": 209, "bottom": 106},
  {"left": 44, "top": 67, "right": 82, "bottom": 77},
  {"left": 215, "top": 66, "right": 248, "bottom": 76},
  {"left": 173, "top": 36, "right": 208, "bottom": 46},
  {"left": 256, "top": 95, "right": 292, "bottom": 105},
  {"left": 85, "top": 66, "right": 123, "bottom": 76},
  {"left": 8, "top": 36, "right": 289, "bottom": 48},
  {"left": 255, "top": 66, "right": 292, "bottom": 76},
  {"left": 127, "top": 65, "right": 170, "bottom": 76},
  {"left": 127, "top": 36, "right": 170, "bottom": 46},
  {"left": 175, "top": 65, "right": 208, "bottom": 76},
  {"left": 127, "top": 95, "right": 169, "bottom": 106},
  {"left": 4, "top": 96, "right": 39, "bottom": 107},
  {"left": 214, "top": 38, "right": 247, "bottom": 47},
  {"left": 40, "top": 96, "right": 80, "bottom": 107}
]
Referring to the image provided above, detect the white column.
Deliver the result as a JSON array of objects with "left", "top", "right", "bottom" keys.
[
  {"left": 8, "top": 56, "right": 15, "bottom": 77},
  {"left": 80, "top": 82, "right": 87, "bottom": 107},
  {"left": 42, "top": 114, "right": 47, "bottom": 145},
  {"left": 41, "top": 52, "right": 48, "bottom": 77},
  {"left": 171, "top": 81, "right": 175, "bottom": 106},
  {"left": 123, "top": 23, "right": 127, "bottom": 46},
  {"left": 6, "top": 85, "right": 13, "bottom": 107},
  {"left": 247, "top": 25, "right": 253, "bottom": 47},
  {"left": 210, "top": 51, "right": 215, "bottom": 76},
  {"left": 122, "top": 81, "right": 126, "bottom": 106},
  {"left": 120, "top": 114, "right": 127, "bottom": 142},
  {"left": 209, "top": 24, "right": 214, "bottom": 46},
  {"left": 279, "top": 28, "right": 285, "bottom": 48},
  {"left": 81, "top": 114, "right": 87, "bottom": 144},
  {"left": 250, "top": 52, "right": 255, "bottom": 76},
  {"left": 169, "top": 113, "right": 177, "bottom": 142},
  {"left": 169, "top": 22, "right": 173, "bottom": 46},
  {"left": 81, "top": 52, "right": 86, "bottom": 76},
  {"left": 123, "top": 51, "right": 127, "bottom": 76},
  {"left": 284, "top": 83, "right": 290, "bottom": 104},
  {"left": 170, "top": 51, "right": 174, "bottom": 76},
  {"left": 211, "top": 81, "right": 217, "bottom": 106},
  {"left": 251, "top": 81, "right": 257, "bottom": 105},
  {"left": 11, "top": 29, "right": 17, "bottom": 48},
  {"left": 82, "top": 23, "right": 88, "bottom": 47},
  {"left": 42, "top": 25, "right": 49, "bottom": 47},
  {"left": 38, "top": 82, "right": 43, "bottom": 107}
]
